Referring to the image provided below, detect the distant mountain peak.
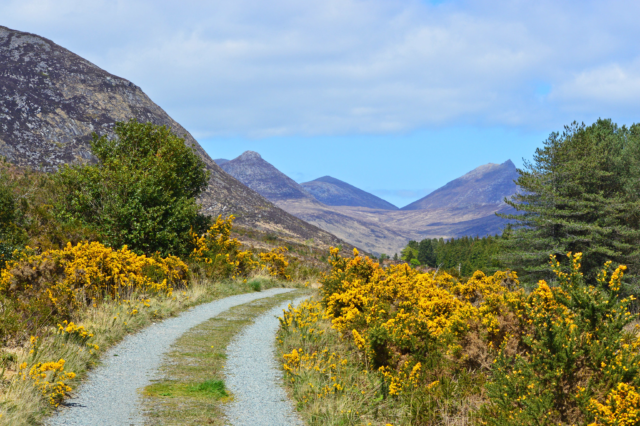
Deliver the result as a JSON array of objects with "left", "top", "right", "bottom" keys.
[
  {"left": 220, "top": 151, "right": 313, "bottom": 201},
  {"left": 301, "top": 176, "right": 398, "bottom": 210},
  {"left": 401, "top": 160, "right": 518, "bottom": 211},
  {"left": 237, "top": 151, "right": 262, "bottom": 161}
]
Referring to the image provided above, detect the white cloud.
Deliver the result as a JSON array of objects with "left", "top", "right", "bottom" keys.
[{"left": 3, "top": 0, "right": 640, "bottom": 137}]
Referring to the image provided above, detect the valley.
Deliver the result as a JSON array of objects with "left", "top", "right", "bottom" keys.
[{"left": 218, "top": 152, "right": 517, "bottom": 255}]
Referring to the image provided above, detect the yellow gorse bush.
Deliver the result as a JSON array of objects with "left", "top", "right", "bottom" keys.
[
  {"left": 0, "top": 241, "right": 188, "bottom": 340},
  {"left": 281, "top": 248, "right": 640, "bottom": 425},
  {"left": 589, "top": 383, "right": 640, "bottom": 426},
  {"left": 320, "top": 247, "right": 522, "bottom": 396},
  {"left": 280, "top": 301, "right": 352, "bottom": 398},
  {"left": 189, "top": 214, "right": 256, "bottom": 278},
  {"left": 260, "top": 247, "right": 291, "bottom": 281},
  {"left": 18, "top": 358, "right": 75, "bottom": 407},
  {"left": 0, "top": 241, "right": 187, "bottom": 300}
]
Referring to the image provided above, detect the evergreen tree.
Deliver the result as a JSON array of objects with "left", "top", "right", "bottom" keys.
[
  {"left": 417, "top": 238, "right": 436, "bottom": 266},
  {"left": 500, "top": 119, "right": 640, "bottom": 289}
]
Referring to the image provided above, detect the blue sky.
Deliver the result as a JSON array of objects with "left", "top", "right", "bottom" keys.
[{"left": 3, "top": 0, "right": 640, "bottom": 207}]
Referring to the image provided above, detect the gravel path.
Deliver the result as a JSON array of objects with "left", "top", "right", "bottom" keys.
[
  {"left": 46, "top": 288, "right": 296, "bottom": 426},
  {"left": 224, "top": 296, "right": 307, "bottom": 426}
]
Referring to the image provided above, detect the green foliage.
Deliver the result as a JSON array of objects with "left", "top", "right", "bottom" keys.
[
  {"left": 481, "top": 254, "right": 640, "bottom": 425},
  {"left": 54, "top": 120, "right": 210, "bottom": 256},
  {"left": 401, "top": 234, "right": 503, "bottom": 275},
  {"left": 401, "top": 240, "right": 418, "bottom": 262},
  {"left": 0, "top": 161, "right": 25, "bottom": 268},
  {"left": 186, "top": 380, "right": 228, "bottom": 399},
  {"left": 501, "top": 119, "right": 640, "bottom": 288},
  {"left": 0, "top": 160, "right": 94, "bottom": 267},
  {"left": 417, "top": 238, "right": 436, "bottom": 267}
]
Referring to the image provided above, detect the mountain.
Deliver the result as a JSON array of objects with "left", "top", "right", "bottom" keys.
[
  {"left": 402, "top": 160, "right": 518, "bottom": 210},
  {"left": 220, "top": 151, "right": 314, "bottom": 201},
  {"left": 221, "top": 150, "right": 515, "bottom": 255},
  {"left": 0, "top": 26, "right": 346, "bottom": 248},
  {"left": 214, "top": 159, "right": 229, "bottom": 165},
  {"left": 301, "top": 176, "right": 398, "bottom": 210}
]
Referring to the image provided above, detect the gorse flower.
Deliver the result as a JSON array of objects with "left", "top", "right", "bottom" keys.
[
  {"left": 280, "top": 249, "right": 640, "bottom": 425},
  {"left": 189, "top": 215, "right": 257, "bottom": 278}
]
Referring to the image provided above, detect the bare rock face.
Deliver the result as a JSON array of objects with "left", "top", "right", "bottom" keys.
[
  {"left": 0, "top": 25, "right": 345, "bottom": 248},
  {"left": 402, "top": 160, "right": 518, "bottom": 210},
  {"left": 301, "top": 176, "right": 398, "bottom": 210},
  {"left": 220, "top": 151, "right": 313, "bottom": 201}
]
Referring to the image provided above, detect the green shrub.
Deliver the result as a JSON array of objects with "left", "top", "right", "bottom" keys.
[{"left": 54, "top": 120, "right": 210, "bottom": 256}]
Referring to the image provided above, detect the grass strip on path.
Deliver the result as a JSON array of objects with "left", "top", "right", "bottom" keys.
[{"left": 141, "top": 288, "right": 313, "bottom": 425}]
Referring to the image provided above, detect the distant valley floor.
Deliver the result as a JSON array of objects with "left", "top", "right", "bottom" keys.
[{"left": 276, "top": 199, "right": 513, "bottom": 255}]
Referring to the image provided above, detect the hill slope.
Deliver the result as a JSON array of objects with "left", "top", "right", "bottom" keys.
[
  {"left": 301, "top": 176, "right": 398, "bottom": 210},
  {"left": 0, "top": 26, "right": 345, "bottom": 248},
  {"left": 402, "top": 160, "right": 518, "bottom": 210}
]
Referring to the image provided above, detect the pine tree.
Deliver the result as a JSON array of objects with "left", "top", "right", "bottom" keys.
[
  {"left": 500, "top": 119, "right": 640, "bottom": 289},
  {"left": 417, "top": 239, "right": 436, "bottom": 266}
]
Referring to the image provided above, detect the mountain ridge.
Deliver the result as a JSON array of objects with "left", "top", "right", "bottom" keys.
[
  {"left": 402, "top": 160, "right": 518, "bottom": 210},
  {"left": 221, "top": 150, "right": 517, "bottom": 255},
  {"left": 301, "top": 176, "right": 398, "bottom": 210}
]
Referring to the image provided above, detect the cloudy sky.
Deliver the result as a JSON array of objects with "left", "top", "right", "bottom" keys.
[{"left": 3, "top": 0, "right": 640, "bottom": 206}]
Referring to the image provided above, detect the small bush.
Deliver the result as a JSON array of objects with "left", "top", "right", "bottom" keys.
[
  {"left": 189, "top": 215, "right": 257, "bottom": 279},
  {"left": 248, "top": 279, "right": 262, "bottom": 292},
  {"left": 259, "top": 247, "right": 291, "bottom": 281}
]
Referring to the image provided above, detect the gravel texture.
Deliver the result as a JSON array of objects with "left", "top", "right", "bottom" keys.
[
  {"left": 224, "top": 296, "right": 307, "bottom": 426},
  {"left": 46, "top": 288, "right": 296, "bottom": 426}
]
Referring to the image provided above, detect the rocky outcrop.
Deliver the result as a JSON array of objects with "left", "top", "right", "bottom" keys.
[
  {"left": 301, "top": 176, "right": 398, "bottom": 210},
  {"left": 220, "top": 151, "right": 314, "bottom": 201},
  {"left": 0, "top": 26, "right": 346, "bottom": 248}
]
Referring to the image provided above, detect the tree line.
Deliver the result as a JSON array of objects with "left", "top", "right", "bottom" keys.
[{"left": 401, "top": 234, "right": 503, "bottom": 276}]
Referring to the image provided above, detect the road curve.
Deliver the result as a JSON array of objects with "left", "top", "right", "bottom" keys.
[{"left": 46, "top": 288, "right": 296, "bottom": 426}]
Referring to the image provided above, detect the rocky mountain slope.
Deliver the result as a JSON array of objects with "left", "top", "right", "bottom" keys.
[
  {"left": 402, "top": 160, "right": 518, "bottom": 210},
  {"left": 301, "top": 176, "right": 398, "bottom": 210},
  {"left": 220, "top": 151, "right": 314, "bottom": 201},
  {"left": 0, "top": 26, "right": 345, "bottom": 248}
]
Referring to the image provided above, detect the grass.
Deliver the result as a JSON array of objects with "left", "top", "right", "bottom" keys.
[
  {"left": 0, "top": 273, "right": 297, "bottom": 426},
  {"left": 141, "top": 288, "right": 312, "bottom": 425},
  {"left": 146, "top": 379, "right": 228, "bottom": 399}
]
